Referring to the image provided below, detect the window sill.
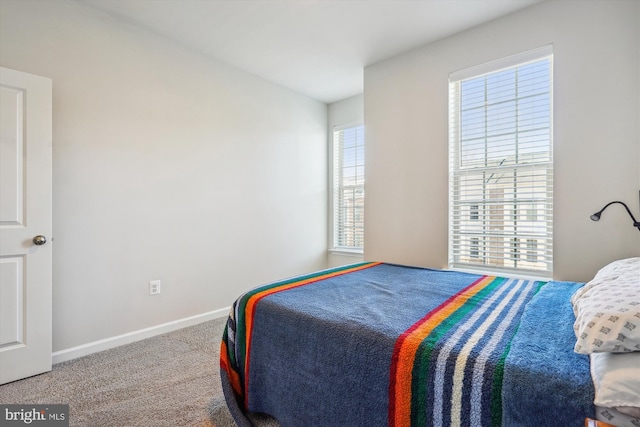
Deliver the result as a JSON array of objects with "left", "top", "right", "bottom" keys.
[{"left": 329, "top": 248, "right": 364, "bottom": 257}]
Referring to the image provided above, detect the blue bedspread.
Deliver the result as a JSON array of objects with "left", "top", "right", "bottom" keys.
[{"left": 220, "top": 262, "right": 594, "bottom": 426}]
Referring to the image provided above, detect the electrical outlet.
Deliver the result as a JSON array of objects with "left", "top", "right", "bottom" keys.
[{"left": 149, "top": 280, "right": 161, "bottom": 296}]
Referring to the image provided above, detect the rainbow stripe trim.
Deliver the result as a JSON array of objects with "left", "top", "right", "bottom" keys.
[
  {"left": 231, "top": 261, "right": 382, "bottom": 407},
  {"left": 389, "top": 276, "right": 546, "bottom": 426}
]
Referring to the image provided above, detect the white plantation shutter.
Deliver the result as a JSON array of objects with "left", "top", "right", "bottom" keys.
[
  {"left": 332, "top": 124, "right": 365, "bottom": 252},
  {"left": 448, "top": 46, "right": 553, "bottom": 277}
]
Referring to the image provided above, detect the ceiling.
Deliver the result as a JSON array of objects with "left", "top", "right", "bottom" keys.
[{"left": 81, "top": 0, "right": 541, "bottom": 104}]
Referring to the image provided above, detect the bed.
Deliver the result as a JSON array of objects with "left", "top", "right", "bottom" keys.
[{"left": 220, "top": 259, "right": 640, "bottom": 427}]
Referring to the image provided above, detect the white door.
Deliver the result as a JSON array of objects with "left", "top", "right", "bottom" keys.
[{"left": 0, "top": 67, "right": 52, "bottom": 384}]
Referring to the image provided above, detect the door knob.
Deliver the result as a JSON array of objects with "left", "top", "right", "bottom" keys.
[{"left": 33, "top": 235, "right": 47, "bottom": 246}]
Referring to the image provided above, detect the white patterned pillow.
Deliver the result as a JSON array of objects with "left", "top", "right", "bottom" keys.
[{"left": 571, "top": 258, "right": 640, "bottom": 354}]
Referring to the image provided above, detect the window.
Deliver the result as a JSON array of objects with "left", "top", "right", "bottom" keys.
[
  {"left": 470, "top": 237, "right": 480, "bottom": 258},
  {"left": 448, "top": 46, "right": 553, "bottom": 277},
  {"left": 470, "top": 204, "right": 479, "bottom": 221},
  {"left": 332, "top": 124, "right": 365, "bottom": 252},
  {"left": 526, "top": 239, "right": 538, "bottom": 262}
]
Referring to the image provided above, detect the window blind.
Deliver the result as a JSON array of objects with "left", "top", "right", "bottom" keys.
[
  {"left": 332, "top": 124, "right": 365, "bottom": 251},
  {"left": 448, "top": 46, "right": 553, "bottom": 277}
]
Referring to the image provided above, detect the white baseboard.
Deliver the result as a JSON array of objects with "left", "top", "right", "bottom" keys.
[{"left": 52, "top": 307, "right": 230, "bottom": 364}]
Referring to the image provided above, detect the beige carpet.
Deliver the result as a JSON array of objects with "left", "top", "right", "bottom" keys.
[{"left": 0, "top": 318, "right": 275, "bottom": 427}]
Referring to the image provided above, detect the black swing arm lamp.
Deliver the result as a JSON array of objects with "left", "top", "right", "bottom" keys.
[{"left": 590, "top": 193, "right": 640, "bottom": 232}]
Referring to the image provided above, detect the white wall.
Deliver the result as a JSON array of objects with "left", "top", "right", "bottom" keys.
[
  {"left": 0, "top": 0, "right": 328, "bottom": 352},
  {"left": 327, "top": 94, "right": 365, "bottom": 268},
  {"left": 364, "top": 0, "right": 640, "bottom": 282}
]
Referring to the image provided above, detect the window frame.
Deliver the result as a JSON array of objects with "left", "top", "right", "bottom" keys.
[
  {"left": 448, "top": 45, "right": 554, "bottom": 278},
  {"left": 330, "top": 123, "right": 365, "bottom": 254}
]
